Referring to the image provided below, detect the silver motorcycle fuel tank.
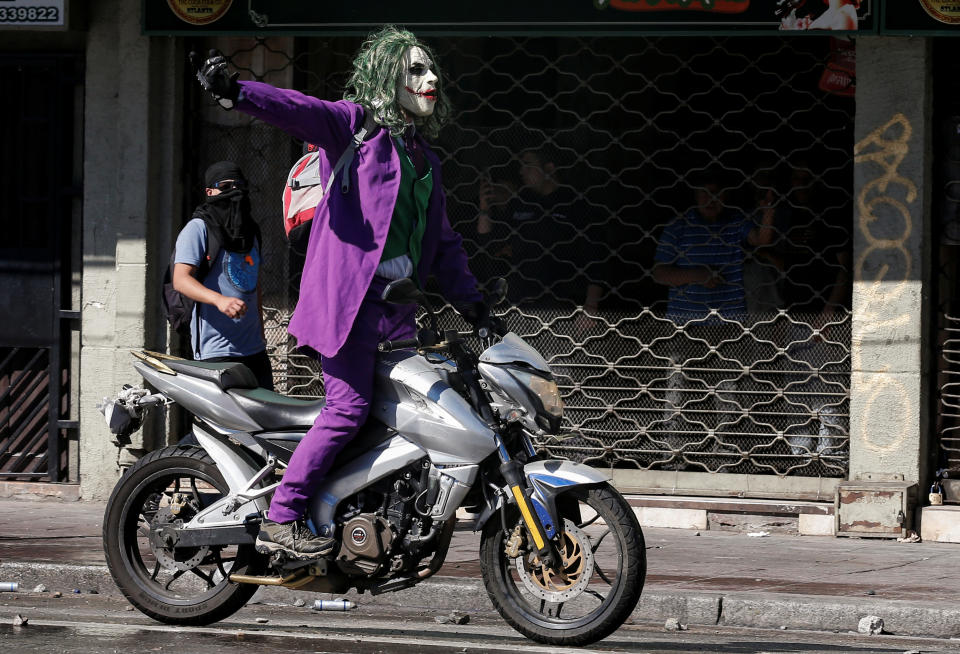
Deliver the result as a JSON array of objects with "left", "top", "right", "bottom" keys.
[{"left": 368, "top": 350, "right": 498, "bottom": 466}]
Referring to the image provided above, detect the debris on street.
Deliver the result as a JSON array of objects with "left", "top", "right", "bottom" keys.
[
  {"left": 435, "top": 610, "right": 470, "bottom": 625},
  {"left": 664, "top": 617, "right": 687, "bottom": 631},
  {"left": 858, "top": 615, "right": 884, "bottom": 635},
  {"left": 313, "top": 599, "right": 356, "bottom": 611}
]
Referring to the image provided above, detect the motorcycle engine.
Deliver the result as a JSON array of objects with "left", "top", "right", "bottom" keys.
[{"left": 334, "top": 514, "right": 394, "bottom": 576}]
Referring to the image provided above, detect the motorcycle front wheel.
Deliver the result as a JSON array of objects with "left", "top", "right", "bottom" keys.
[
  {"left": 103, "top": 446, "right": 266, "bottom": 625},
  {"left": 479, "top": 483, "right": 646, "bottom": 646}
]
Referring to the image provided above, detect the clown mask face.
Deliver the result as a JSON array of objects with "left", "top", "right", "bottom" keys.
[{"left": 397, "top": 46, "right": 438, "bottom": 119}]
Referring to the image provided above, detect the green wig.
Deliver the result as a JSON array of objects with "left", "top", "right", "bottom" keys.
[{"left": 343, "top": 25, "right": 451, "bottom": 139}]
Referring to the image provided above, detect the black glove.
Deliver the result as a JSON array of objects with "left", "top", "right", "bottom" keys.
[
  {"left": 193, "top": 49, "right": 239, "bottom": 110},
  {"left": 455, "top": 301, "right": 505, "bottom": 339}
]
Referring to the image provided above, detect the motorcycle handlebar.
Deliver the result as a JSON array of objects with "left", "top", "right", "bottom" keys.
[
  {"left": 377, "top": 327, "right": 501, "bottom": 353},
  {"left": 377, "top": 337, "right": 420, "bottom": 352}
]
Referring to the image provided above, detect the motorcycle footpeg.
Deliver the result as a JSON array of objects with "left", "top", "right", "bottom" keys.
[
  {"left": 263, "top": 547, "right": 332, "bottom": 568},
  {"left": 256, "top": 546, "right": 288, "bottom": 564}
]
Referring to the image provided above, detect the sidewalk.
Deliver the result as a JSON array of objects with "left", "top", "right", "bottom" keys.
[{"left": 2, "top": 497, "right": 960, "bottom": 638}]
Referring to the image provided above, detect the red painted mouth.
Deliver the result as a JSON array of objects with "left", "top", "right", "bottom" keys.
[{"left": 406, "top": 86, "right": 437, "bottom": 101}]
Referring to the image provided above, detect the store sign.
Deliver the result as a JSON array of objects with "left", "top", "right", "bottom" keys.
[
  {"left": 0, "top": 0, "right": 66, "bottom": 29},
  {"left": 166, "top": 0, "right": 233, "bottom": 26},
  {"left": 882, "top": 0, "right": 960, "bottom": 33},
  {"left": 143, "top": 0, "right": 875, "bottom": 34},
  {"left": 918, "top": 0, "right": 960, "bottom": 24}
]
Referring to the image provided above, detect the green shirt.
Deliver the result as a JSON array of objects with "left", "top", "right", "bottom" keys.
[{"left": 380, "top": 137, "right": 433, "bottom": 281}]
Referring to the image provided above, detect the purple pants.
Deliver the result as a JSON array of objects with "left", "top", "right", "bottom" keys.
[{"left": 267, "top": 278, "right": 417, "bottom": 524}]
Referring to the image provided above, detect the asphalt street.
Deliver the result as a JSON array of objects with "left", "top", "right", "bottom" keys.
[
  {"left": 0, "top": 593, "right": 957, "bottom": 654},
  {"left": 5, "top": 497, "right": 960, "bottom": 642}
]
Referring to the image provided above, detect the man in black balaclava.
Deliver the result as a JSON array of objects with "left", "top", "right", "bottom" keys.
[{"left": 172, "top": 161, "right": 272, "bottom": 389}]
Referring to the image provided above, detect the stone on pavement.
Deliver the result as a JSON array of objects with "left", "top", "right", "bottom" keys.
[{"left": 858, "top": 615, "right": 884, "bottom": 635}]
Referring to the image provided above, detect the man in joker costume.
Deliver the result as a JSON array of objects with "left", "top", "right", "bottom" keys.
[{"left": 196, "top": 27, "right": 490, "bottom": 559}]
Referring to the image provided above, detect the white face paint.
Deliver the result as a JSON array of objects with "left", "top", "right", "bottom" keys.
[{"left": 397, "top": 46, "right": 438, "bottom": 119}]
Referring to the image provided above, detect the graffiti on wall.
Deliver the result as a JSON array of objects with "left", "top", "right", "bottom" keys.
[{"left": 852, "top": 112, "right": 917, "bottom": 455}]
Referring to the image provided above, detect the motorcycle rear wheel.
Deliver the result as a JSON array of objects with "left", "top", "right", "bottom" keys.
[
  {"left": 479, "top": 483, "right": 645, "bottom": 646},
  {"left": 103, "top": 446, "right": 266, "bottom": 625}
]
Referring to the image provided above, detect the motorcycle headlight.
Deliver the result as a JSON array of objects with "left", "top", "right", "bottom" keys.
[{"left": 510, "top": 368, "right": 563, "bottom": 421}]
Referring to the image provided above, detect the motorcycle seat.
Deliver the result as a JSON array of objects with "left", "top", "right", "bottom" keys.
[
  {"left": 166, "top": 360, "right": 259, "bottom": 391},
  {"left": 228, "top": 387, "right": 326, "bottom": 430}
]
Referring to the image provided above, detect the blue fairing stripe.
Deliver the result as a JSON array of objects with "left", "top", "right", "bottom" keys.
[
  {"left": 529, "top": 473, "right": 577, "bottom": 488},
  {"left": 529, "top": 495, "right": 557, "bottom": 539}
]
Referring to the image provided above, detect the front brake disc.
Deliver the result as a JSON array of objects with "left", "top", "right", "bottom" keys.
[{"left": 514, "top": 518, "right": 595, "bottom": 603}]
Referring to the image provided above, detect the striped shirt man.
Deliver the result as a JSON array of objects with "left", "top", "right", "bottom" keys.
[{"left": 654, "top": 208, "right": 755, "bottom": 323}]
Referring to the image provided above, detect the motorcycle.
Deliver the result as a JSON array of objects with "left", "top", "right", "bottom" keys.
[{"left": 98, "top": 278, "right": 645, "bottom": 646}]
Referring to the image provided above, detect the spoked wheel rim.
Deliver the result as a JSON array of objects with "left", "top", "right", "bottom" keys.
[
  {"left": 118, "top": 466, "right": 253, "bottom": 605},
  {"left": 498, "top": 494, "right": 626, "bottom": 629}
]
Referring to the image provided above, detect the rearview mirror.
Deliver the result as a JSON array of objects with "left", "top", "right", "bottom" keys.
[{"left": 487, "top": 277, "right": 508, "bottom": 306}]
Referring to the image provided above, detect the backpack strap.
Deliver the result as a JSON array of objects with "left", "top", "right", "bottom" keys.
[
  {"left": 187, "top": 221, "right": 257, "bottom": 358},
  {"left": 199, "top": 222, "right": 222, "bottom": 281},
  {"left": 287, "top": 152, "right": 324, "bottom": 191},
  {"left": 326, "top": 110, "right": 377, "bottom": 196}
]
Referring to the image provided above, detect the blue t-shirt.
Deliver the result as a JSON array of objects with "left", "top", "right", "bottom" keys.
[
  {"left": 654, "top": 209, "right": 754, "bottom": 323},
  {"left": 174, "top": 218, "right": 265, "bottom": 359}
]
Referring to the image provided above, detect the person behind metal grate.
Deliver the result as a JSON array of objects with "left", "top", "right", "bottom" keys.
[
  {"left": 475, "top": 146, "right": 605, "bottom": 319},
  {"left": 650, "top": 169, "right": 776, "bottom": 470},
  {"left": 653, "top": 169, "right": 776, "bottom": 324},
  {"left": 193, "top": 26, "right": 492, "bottom": 560}
]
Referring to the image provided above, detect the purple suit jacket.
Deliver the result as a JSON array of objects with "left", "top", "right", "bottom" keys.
[{"left": 237, "top": 81, "right": 481, "bottom": 357}]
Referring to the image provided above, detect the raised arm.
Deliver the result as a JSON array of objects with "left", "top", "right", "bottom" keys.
[
  {"left": 236, "top": 81, "right": 357, "bottom": 153},
  {"left": 747, "top": 190, "right": 777, "bottom": 247},
  {"left": 194, "top": 50, "right": 356, "bottom": 152}
]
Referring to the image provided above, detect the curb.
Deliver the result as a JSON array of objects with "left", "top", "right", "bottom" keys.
[
  {"left": 2, "top": 561, "right": 959, "bottom": 638},
  {"left": 718, "top": 593, "right": 960, "bottom": 639}
]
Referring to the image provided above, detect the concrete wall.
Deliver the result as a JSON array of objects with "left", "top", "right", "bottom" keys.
[
  {"left": 79, "top": 0, "right": 182, "bottom": 499},
  {"left": 849, "top": 37, "right": 933, "bottom": 486}
]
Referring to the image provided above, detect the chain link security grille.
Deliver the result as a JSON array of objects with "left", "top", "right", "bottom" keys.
[
  {"left": 189, "top": 35, "right": 853, "bottom": 479},
  {"left": 934, "top": 44, "right": 960, "bottom": 479}
]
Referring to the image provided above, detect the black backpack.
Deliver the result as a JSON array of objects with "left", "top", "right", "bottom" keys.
[{"left": 161, "top": 225, "right": 222, "bottom": 338}]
